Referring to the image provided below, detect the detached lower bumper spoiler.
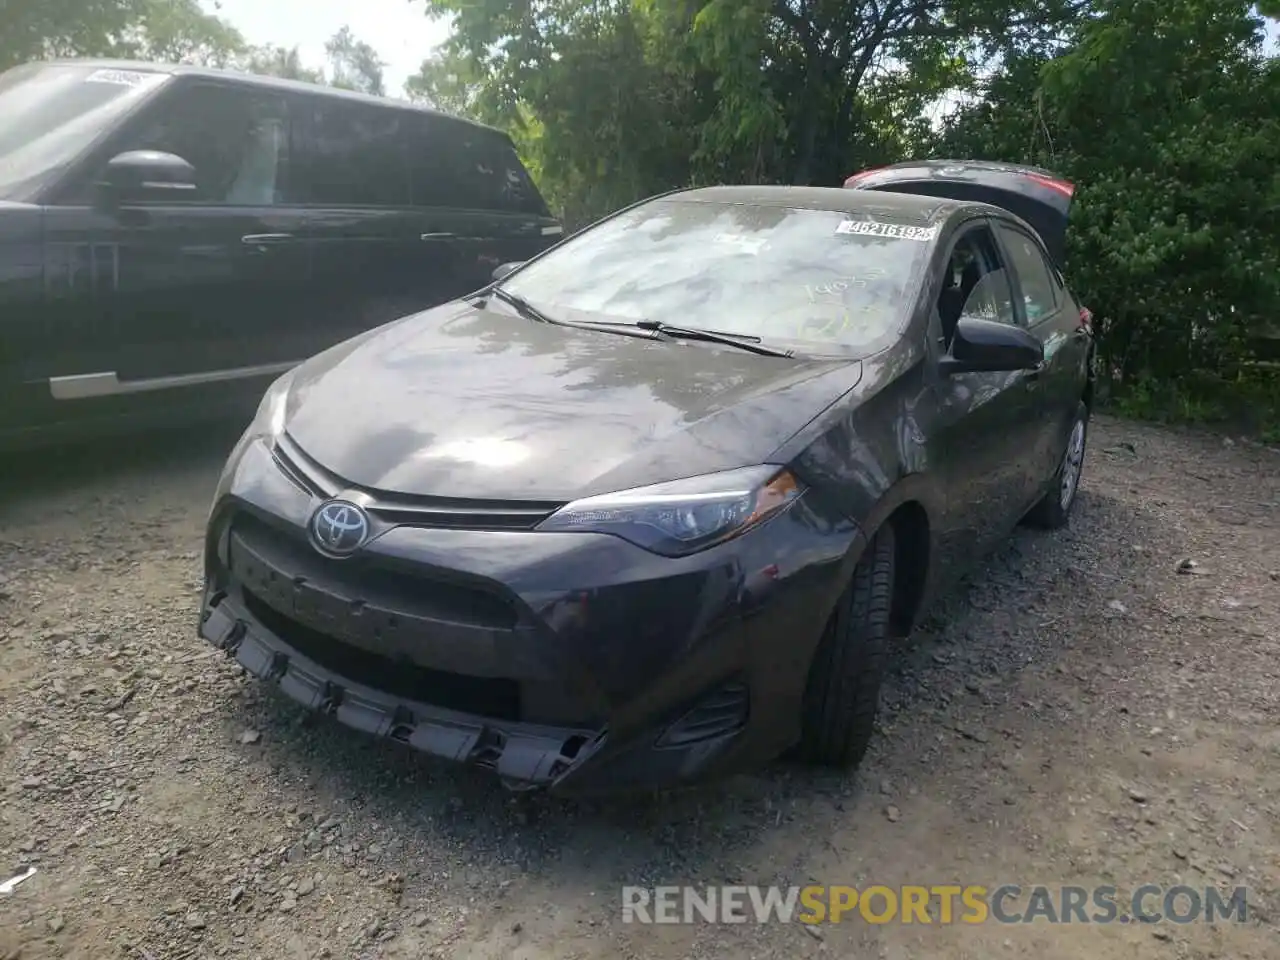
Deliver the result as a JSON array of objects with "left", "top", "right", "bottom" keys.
[{"left": 200, "top": 593, "right": 604, "bottom": 789}]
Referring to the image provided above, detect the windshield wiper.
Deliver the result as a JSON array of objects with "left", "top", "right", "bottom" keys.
[
  {"left": 485, "top": 287, "right": 564, "bottom": 326},
  {"left": 479, "top": 294, "right": 793, "bottom": 356},
  {"left": 633, "top": 321, "right": 794, "bottom": 358}
]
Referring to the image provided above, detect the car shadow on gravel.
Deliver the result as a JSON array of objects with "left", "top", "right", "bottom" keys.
[
  {"left": 197, "top": 482, "right": 1160, "bottom": 900},
  {"left": 0, "top": 419, "right": 247, "bottom": 505}
]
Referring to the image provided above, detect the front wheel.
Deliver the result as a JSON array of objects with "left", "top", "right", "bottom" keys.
[
  {"left": 1025, "top": 400, "right": 1089, "bottom": 530},
  {"left": 796, "top": 524, "right": 895, "bottom": 769}
]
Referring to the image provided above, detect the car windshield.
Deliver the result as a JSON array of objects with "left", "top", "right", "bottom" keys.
[
  {"left": 499, "top": 197, "right": 937, "bottom": 354},
  {"left": 0, "top": 62, "right": 170, "bottom": 201}
]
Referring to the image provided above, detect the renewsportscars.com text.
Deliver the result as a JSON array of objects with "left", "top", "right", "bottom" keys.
[{"left": 621, "top": 884, "right": 1250, "bottom": 926}]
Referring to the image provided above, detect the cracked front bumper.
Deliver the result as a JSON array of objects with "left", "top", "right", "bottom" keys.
[
  {"left": 196, "top": 435, "right": 861, "bottom": 794},
  {"left": 202, "top": 592, "right": 604, "bottom": 787}
]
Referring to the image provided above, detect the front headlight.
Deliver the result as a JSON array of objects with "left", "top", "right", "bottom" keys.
[
  {"left": 208, "top": 370, "right": 295, "bottom": 519},
  {"left": 244, "top": 369, "right": 294, "bottom": 442},
  {"left": 535, "top": 465, "right": 804, "bottom": 557}
]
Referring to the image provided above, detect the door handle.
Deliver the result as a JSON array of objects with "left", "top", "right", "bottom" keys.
[
  {"left": 421, "top": 232, "right": 456, "bottom": 241},
  {"left": 241, "top": 233, "right": 293, "bottom": 244}
]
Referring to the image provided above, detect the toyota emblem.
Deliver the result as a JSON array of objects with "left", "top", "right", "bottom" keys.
[{"left": 309, "top": 500, "right": 371, "bottom": 557}]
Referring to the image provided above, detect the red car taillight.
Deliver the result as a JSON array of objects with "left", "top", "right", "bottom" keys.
[{"left": 842, "top": 167, "right": 886, "bottom": 187}]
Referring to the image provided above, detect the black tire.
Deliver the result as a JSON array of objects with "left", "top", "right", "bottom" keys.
[
  {"left": 796, "top": 523, "right": 895, "bottom": 768},
  {"left": 1025, "top": 400, "right": 1090, "bottom": 530}
]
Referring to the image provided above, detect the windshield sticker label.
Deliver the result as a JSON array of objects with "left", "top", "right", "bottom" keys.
[
  {"left": 84, "top": 68, "right": 154, "bottom": 86},
  {"left": 836, "top": 220, "right": 939, "bottom": 242}
]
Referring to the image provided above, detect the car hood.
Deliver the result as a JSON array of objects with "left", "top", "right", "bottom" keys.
[{"left": 281, "top": 303, "right": 863, "bottom": 502}]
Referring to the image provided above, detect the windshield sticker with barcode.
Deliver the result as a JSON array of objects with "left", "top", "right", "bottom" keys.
[
  {"left": 84, "top": 68, "right": 154, "bottom": 86},
  {"left": 835, "top": 220, "right": 939, "bottom": 242}
]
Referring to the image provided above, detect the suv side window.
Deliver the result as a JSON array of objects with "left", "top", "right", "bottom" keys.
[
  {"left": 404, "top": 114, "right": 458, "bottom": 209},
  {"left": 106, "top": 81, "right": 296, "bottom": 205},
  {"left": 303, "top": 100, "right": 410, "bottom": 207},
  {"left": 936, "top": 222, "right": 1018, "bottom": 345},
  {"left": 996, "top": 222, "right": 1059, "bottom": 323},
  {"left": 412, "top": 118, "right": 546, "bottom": 215}
]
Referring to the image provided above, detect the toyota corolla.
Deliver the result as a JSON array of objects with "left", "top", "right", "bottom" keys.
[{"left": 199, "top": 169, "right": 1095, "bottom": 795}]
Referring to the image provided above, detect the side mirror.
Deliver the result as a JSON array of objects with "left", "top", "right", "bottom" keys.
[
  {"left": 93, "top": 150, "right": 198, "bottom": 210},
  {"left": 491, "top": 261, "right": 525, "bottom": 282},
  {"left": 940, "top": 317, "right": 1044, "bottom": 375}
]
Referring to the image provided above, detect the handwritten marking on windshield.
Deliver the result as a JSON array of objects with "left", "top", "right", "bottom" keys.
[
  {"left": 805, "top": 278, "right": 865, "bottom": 302},
  {"left": 792, "top": 304, "right": 882, "bottom": 340},
  {"left": 803, "top": 269, "right": 887, "bottom": 303}
]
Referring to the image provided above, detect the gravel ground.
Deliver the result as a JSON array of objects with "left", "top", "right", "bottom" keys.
[{"left": 1, "top": 413, "right": 1277, "bottom": 960}]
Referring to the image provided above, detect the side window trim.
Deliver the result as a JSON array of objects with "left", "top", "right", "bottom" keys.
[{"left": 993, "top": 217, "right": 1062, "bottom": 328}]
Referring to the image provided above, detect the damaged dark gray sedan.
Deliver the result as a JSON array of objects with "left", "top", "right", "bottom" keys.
[{"left": 200, "top": 164, "right": 1097, "bottom": 795}]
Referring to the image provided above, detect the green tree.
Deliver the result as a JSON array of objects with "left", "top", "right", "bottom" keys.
[
  {"left": 324, "top": 25, "right": 386, "bottom": 96},
  {"left": 415, "top": 0, "right": 1088, "bottom": 229},
  {"left": 239, "top": 43, "right": 325, "bottom": 83},
  {"left": 0, "top": 0, "right": 246, "bottom": 71},
  {"left": 405, "top": 50, "right": 484, "bottom": 116},
  {"left": 234, "top": 27, "right": 386, "bottom": 93},
  {"left": 940, "top": 0, "right": 1280, "bottom": 427},
  {"left": 123, "top": 0, "right": 246, "bottom": 65}
]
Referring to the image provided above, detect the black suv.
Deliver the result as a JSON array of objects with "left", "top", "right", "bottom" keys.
[{"left": 0, "top": 59, "right": 562, "bottom": 451}]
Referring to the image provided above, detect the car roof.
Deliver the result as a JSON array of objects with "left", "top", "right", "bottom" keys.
[
  {"left": 668, "top": 184, "right": 981, "bottom": 225},
  {"left": 40, "top": 57, "right": 506, "bottom": 138}
]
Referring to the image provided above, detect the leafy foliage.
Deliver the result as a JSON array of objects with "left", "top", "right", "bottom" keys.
[
  {"left": 412, "top": 0, "right": 1278, "bottom": 431},
  {"left": 323, "top": 26, "right": 387, "bottom": 96},
  {"left": 2, "top": 0, "right": 1276, "bottom": 430},
  {"left": 239, "top": 44, "right": 326, "bottom": 84},
  {"left": 0, "top": 0, "right": 245, "bottom": 71},
  {"left": 1, "top": 3, "right": 386, "bottom": 95},
  {"left": 238, "top": 28, "right": 386, "bottom": 91},
  {"left": 938, "top": 0, "right": 1279, "bottom": 430}
]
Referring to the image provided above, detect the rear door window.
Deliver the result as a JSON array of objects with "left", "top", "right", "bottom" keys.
[
  {"left": 996, "top": 222, "right": 1060, "bottom": 323},
  {"left": 301, "top": 100, "right": 410, "bottom": 207},
  {"left": 409, "top": 116, "right": 547, "bottom": 215}
]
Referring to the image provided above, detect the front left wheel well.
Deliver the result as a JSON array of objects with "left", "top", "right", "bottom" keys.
[{"left": 884, "top": 501, "right": 930, "bottom": 637}]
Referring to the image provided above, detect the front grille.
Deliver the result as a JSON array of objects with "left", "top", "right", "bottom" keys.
[
  {"left": 229, "top": 512, "right": 519, "bottom": 632},
  {"left": 242, "top": 589, "right": 521, "bottom": 721},
  {"left": 274, "top": 433, "right": 563, "bottom": 531},
  {"left": 230, "top": 512, "right": 520, "bottom": 631}
]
